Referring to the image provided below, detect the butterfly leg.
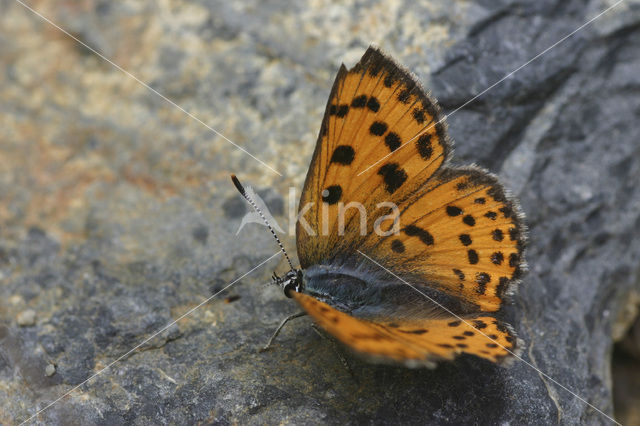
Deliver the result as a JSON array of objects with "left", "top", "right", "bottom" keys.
[
  {"left": 259, "top": 312, "right": 307, "bottom": 352},
  {"left": 310, "top": 323, "right": 357, "bottom": 383}
]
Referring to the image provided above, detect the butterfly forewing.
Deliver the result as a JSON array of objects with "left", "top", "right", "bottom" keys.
[
  {"left": 297, "top": 47, "right": 450, "bottom": 268},
  {"left": 292, "top": 292, "right": 518, "bottom": 366}
]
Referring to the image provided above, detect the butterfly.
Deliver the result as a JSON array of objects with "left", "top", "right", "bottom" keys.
[{"left": 232, "top": 46, "right": 526, "bottom": 367}]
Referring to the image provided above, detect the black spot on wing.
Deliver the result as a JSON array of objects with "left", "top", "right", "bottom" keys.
[
  {"left": 367, "top": 97, "right": 380, "bottom": 112},
  {"left": 473, "top": 320, "right": 487, "bottom": 329},
  {"left": 368, "top": 60, "right": 383, "bottom": 76},
  {"left": 329, "top": 104, "right": 349, "bottom": 118},
  {"left": 459, "top": 234, "right": 472, "bottom": 246},
  {"left": 446, "top": 206, "right": 463, "bottom": 216},
  {"left": 322, "top": 185, "right": 342, "bottom": 205},
  {"left": 499, "top": 206, "right": 513, "bottom": 219},
  {"left": 452, "top": 269, "right": 465, "bottom": 280},
  {"left": 398, "top": 89, "right": 411, "bottom": 103},
  {"left": 456, "top": 181, "right": 470, "bottom": 191},
  {"left": 475, "top": 273, "right": 490, "bottom": 294},
  {"left": 330, "top": 145, "right": 355, "bottom": 165},
  {"left": 378, "top": 163, "right": 407, "bottom": 194},
  {"left": 403, "top": 225, "right": 434, "bottom": 245},
  {"left": 383, "top": 74, "right": 395, "bottom": 87},
  {"left": 391, "top": 239, "right": 405, "bottom": 253},
  {"left": 491, "top": 252, "right": 504, "bottom": 265},
  {"left": 384, "top": 132, "right": 401, "bottom": 152},
  {"left": 370, "top": 121, "right": 388, "bottom": 136},
  {"left": 351, "top": 95, "right": 367, "bottom": 108},
  {"left": 485, "top": 211, "right": 497, "bottom": 220},
  {"left": 413, "top": 108, "right": 426, "bottom": 124},
  {"left": 416, "top": 134, "right": 433, "bottom": 160},
  {"left": 468, "top": 249, "right": 479, "bottom": 264},
  {"left": 463, "top": 215, "right": 476, "bottom": 226},
  {"left": 400, "top": 328, "right": 428, "bottom": 335},
  {"left": 384, "top": 132, "right": 402, "bottom": 152},
  {"left": 496, "top": 276, "right": 509, "bottom": 297}
]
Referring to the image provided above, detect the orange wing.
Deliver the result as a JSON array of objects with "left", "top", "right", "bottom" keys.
[
  {"left": 361, "top": 168, "right": 525, "bottom": 312},
  {"left": 295, "top": 46, "right": 525, "bottom": 312},
  {"left": 297, "top": 46, "right": 451, "bottom": 268},
  {"left": 292, "top": 292, "right": 519, "bottom": 366}
]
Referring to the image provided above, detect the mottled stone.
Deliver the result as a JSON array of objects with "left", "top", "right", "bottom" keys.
[
  {"left": 16, "top": 309, "right": 36, "bottom": 327},
  {"left": 0, "top": 0, "right": 639, "bottom": 425},
  {"left": 45, "top": 364, "right": 56, "bottom": 377}
]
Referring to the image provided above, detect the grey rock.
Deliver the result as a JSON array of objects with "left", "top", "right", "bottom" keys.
[
  {"left": 1, "top": 0, "right": 639, "bottom": 424},
  {"left": 45, "top": 364, "right": 56, "bottom": 377},
  {"left": 17, "top": 309, "right": 36, "bottom": 327}
]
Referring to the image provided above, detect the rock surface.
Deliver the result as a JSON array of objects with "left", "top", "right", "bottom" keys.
[{"left": 1, "top": 0, "right": 639, "bottom": 424}]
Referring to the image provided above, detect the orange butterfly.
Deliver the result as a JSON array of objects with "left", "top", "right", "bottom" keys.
[{"left": 232, "top": 46, "right": 526, "bottom": 367}]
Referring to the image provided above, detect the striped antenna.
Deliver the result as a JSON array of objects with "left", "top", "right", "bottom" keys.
[{"left": 230, "top": 174, "right": 294, "bottom": 270}]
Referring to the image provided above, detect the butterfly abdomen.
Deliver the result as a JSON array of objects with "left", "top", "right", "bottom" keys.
[{"left": 303, "top": 264, "right": 478, "bottom": 321}]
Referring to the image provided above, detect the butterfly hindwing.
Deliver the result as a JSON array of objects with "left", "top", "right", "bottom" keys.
[
  {"left": 363, "top": 167, "right": 525, "bottom": 312},
  {"left": 292, "top": 292, "right": 518, "bottom": 366}
]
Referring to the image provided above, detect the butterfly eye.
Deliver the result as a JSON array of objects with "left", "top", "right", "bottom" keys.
[
  {"left": 283, "top": 280, "right": 297, "bottom": 298},
  {"left": 282, "top": 269, "right": 304, "bottom": 298}
]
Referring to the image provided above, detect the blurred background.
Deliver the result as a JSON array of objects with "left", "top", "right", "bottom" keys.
[{"left": 1, "top": 0, "right": 639, "bottom": 424}]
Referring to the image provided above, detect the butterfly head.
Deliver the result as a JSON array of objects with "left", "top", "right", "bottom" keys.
[{"left": 272, "top": 269, "right": 304, "bottom": 298}]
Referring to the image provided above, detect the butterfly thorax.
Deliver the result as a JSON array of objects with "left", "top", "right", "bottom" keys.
[
  {"left": 299, "top": 264, "right": 472, "bottom": 321},
  {"left": 299, "top": 265, "right": 370, "bottom": 314}
]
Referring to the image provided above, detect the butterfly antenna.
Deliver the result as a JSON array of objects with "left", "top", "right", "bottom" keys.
[{"left": 230, "top": 174, "right": 295, "bottom": 270}]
